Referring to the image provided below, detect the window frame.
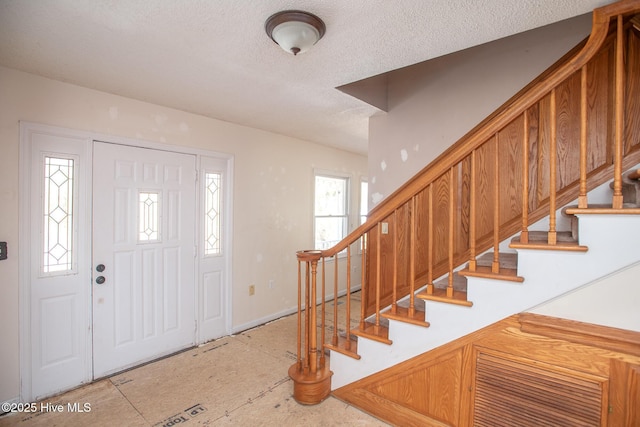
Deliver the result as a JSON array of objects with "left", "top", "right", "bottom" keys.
[{"left": 313, "top": 171, "right": 351, "bottom": 253}]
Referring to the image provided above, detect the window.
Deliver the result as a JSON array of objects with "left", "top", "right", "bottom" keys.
[
  {"left": 314, "top": 174, "right": 349, "bottom": 250},
  {"left": 138, "top": 191, "right": 160, "bottom": 242},
  {"left": 43, "top": 156, "right": 75, "bottom": 274}
]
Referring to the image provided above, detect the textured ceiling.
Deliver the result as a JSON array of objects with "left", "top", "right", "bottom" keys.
[{"left": 0, "top": 0, "right": 614, "bottom": 155}]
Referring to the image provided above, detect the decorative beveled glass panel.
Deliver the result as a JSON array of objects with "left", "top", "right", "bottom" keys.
[
  {"left": 43, "top": 157, "right": 75, "bottom": 273},
  {"left": 139, "top": 192, "right": 160, "bottom": 242},
  {"left": 204, "top": 172, "right": 222, "bottom": 256}
]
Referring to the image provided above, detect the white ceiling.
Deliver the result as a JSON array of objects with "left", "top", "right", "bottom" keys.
[{"left": 0, "top": 0, "right": 614, "bottom": 155}]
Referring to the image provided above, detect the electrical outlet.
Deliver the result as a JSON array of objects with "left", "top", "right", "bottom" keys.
[
  {"left": 249, "top": 284, "right": 255, "bottom": 296},
  {"left": 381, "top": 222, "right": 389, "bottom": 234}
]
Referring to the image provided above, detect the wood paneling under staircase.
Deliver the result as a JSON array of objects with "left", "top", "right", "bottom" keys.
[
  {"left": 288, "top": 0, "right": 640, "bottom": 405},
  {"left": 333, "top": 315, "right": 640, "bottom": 426}
]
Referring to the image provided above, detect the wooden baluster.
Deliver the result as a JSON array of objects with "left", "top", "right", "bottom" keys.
[
  {"left": 579, "top": 65, "right": 589, "bottom": 208},
  {"left": 375, "top": 222, "right": 382, "bottom": 327},
  {"left": 309, "top": 258, "right": 318, "bottom": 373},
  {"left": 447, "top": 167, "right": 455, "bottom": 298},
  {"left": 360, "top": 234, "right": 367, "bottom": 330},
  {"left": 391, "top": 210, "right": 398, "bottom": 314},
  {"left": 549, "top": 88, "right": 558, "bottom": 245},
  {"left": 469, "top": 150, "right": 477, "bottom": 271},
  {"left": 492, "top": 135, "right": 500, "bottom": 273},
  {"left": 521, "top": 111, "right": 530, "bottom": 243},
  {"left": 345, "top": 246, "right": 352, "bottom": 351},
  {"left": 409, "top": 197, "right": 416, "bottom": 316},
  {"left": 613, "top": 14, "right": 624, "bottom": 209},
  {"left": 332, "top": 255, "right": 338, "bottom": 347},
  {"left": 427, "top": 184, "right": 434, "bottom": 294},
  {"left": 320, "top": 257, "right": 326, "bottom": 367},
  {"left": 304, "top": 258, "right": 310, "bottom": 371},
  {"left": 296, "top": 259, "right": 302, "bottom": 369}
]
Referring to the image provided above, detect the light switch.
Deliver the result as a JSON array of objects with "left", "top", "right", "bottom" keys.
[{"left": 381, "top": 222, "right": 389, "bottom": 234}]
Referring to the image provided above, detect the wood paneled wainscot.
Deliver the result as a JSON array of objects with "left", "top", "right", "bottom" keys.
[{"left": 333, "top": 314, "right": 640, "bottom": 426}]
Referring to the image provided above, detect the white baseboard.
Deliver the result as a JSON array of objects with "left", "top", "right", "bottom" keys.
[
  {"left": 1, "top": 396, "right": 21, "bottom": 415},
  {"left": 230, "top": 285, "right": 361, "bottom": 335}
]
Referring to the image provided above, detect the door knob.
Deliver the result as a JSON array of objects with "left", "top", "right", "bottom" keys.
[
  {"left": 96, "top": 264, "right": 105, "bottom": 272},
  {"left": 96, "top": 276, "right": 106, "bottom": 285}
]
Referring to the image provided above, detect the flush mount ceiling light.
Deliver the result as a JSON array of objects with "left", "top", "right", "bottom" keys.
[{"left": 265, "top": 10, "right": 326, "bottom": 55}]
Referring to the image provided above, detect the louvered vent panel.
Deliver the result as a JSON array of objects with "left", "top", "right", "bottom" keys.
[{"left": 473, "top": 353, "right": 604, "bottom": 427}]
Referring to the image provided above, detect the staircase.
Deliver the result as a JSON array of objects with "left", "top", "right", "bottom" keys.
[
  {"left": 289, "top": 0, "right": 640, "bottom": 404},
  {"left": 331, "top": 174, "right": 640, "bottom": 388}
]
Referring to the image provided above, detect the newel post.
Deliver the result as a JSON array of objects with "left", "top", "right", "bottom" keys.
[{"left": 288, "top": 250, "right": 332, "bottom": 405}]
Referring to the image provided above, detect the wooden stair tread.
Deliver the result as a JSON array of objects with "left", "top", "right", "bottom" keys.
[
  {"left": 459, "top": 252, "right": 523, "bottom": 282},
  {"left": 324, "top": 336, "right": 360, "bottom": 360},
  {"left": 351, "top": 323, "right": 392, "bottom": 345},
  {"left": 510, "top": 231, "right": 588, "bottom": 252},
  {"left": 416, "top": 287, "right": 473, "bottom": 307},
  {"left": 564, "top": 206, "right": 640, "bottom": 215},
  {"left": 459, "top": 264, "right": 524, "bottom": 282},
  {"left": 433, "top": 271, "right": 467, "bottom": 291},
  {"left": 397, "top": 294, "right": 426, "bottom": 310},
  {"left": 629, "top": 168, "right": 640, "bottom": 180},
  {"left": 476, "top": 252, "right": 518, "bottom": 269},
  {"left": 381, "top": 305, "right": 430, "bottom": 328},
  {"left": 563, "top": 203, "right": 640, "bottom": 213}
]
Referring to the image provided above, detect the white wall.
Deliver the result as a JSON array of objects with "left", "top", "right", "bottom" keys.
[
  {"left": 367, "top": 14, "right": 592, "bottom": 206},
  {"left": 528, "top": 261, "right": 640, "bottom": 332},
  {"left": 0, "top": 66, "right": 367, "bottom": 402}
]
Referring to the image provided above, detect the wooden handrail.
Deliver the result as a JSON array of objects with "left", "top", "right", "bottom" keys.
[
  {"left": 289, "top": 0, "right": 640, "bottom": 405},
  {"left": 319, "top": 0, "right": 640, "bottom": 260}
]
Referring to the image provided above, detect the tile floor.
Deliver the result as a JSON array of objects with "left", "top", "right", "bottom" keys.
[{"left": 0, "top": 293, "right": 388, "bottom": 426}]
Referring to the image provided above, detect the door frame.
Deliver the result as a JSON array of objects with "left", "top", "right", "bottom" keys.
[{"left": 19, "top": 122, "right": 234, "bottom": 401}]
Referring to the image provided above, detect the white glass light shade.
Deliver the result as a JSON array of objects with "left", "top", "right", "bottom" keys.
[
  {"left": 271, "top": 21, "right": 320, "bottom": 55},
  {"left": 265, "top": 11, "right": 326, "bottom": 56}
]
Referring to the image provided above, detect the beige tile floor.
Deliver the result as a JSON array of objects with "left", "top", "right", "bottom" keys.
[{"left": 1, "top": 293, "right": 389, "bottom": 426}]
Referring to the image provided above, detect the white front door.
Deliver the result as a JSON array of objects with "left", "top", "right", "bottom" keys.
[
  {"left": 22, "top": 124, "right": 232, "bottom": 401},
  {"left": 92, "top": 142, "right": 197, "bottom": 378}
]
